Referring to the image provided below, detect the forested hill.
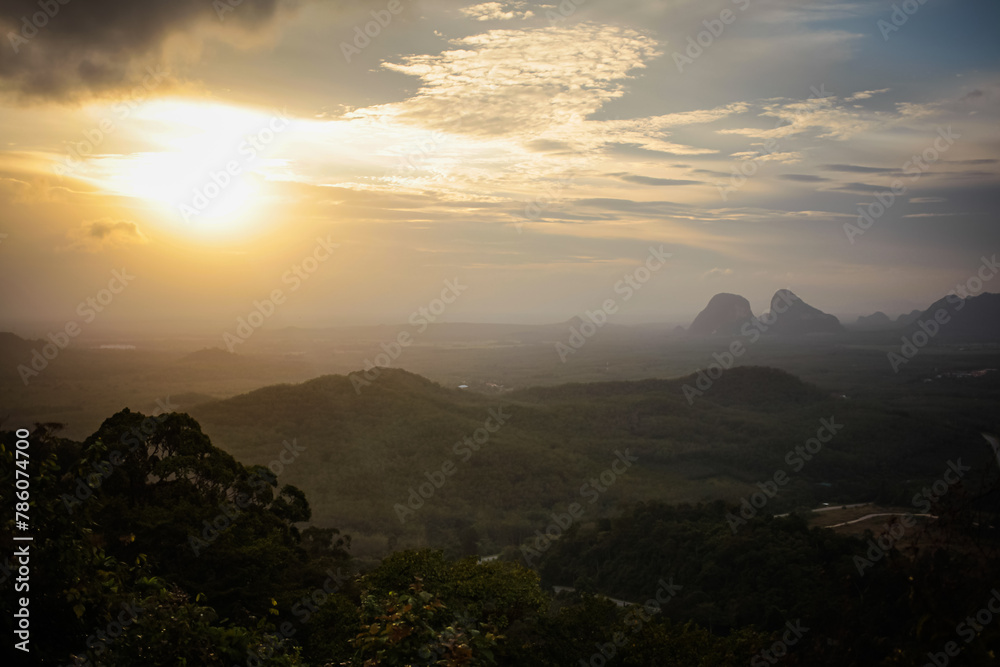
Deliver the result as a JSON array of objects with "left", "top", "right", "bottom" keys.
[
  {"left": 4, "top": 404, "right": 998, "bottom": 666},
  {"left": 190, "top": 366, "right": 988, "bottom": 555}
]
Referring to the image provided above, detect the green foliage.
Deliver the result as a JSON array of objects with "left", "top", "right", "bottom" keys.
[
  {"left": 537, "top": 500, "right": 1000, "bottom": 665},
  {"left": 188, "top": 366, "right": 995, "bottom": 556},
  {"left": 359, "top": 550, "right": 547, "bottom": 631},
  {"left": 4, "top": 392, "right": 1000, "bottom": 666},
  {"left": 351, "top": 580, "right": 500, "bottom": 667},
  {"left": 0, "top": 419, "right": 315, "bottom": 665}
]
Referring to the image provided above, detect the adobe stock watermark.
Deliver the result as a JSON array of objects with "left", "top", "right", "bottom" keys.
[
  {"left": 877, "top": 0, "right": 932, "bottom": 41},
  {"left": 578, "top": 578, "right": 682, "bottom": 667},
  {"left": 389, "top": 115, "right": 466, "bottom": 174},
  {"left": 188, "top": 440, "right": 306, "bottom": 556},
  {"left": 672, "top": 0, "right": 752, "bottom": 73},
  {"left": 726, "top": 417, "right": 843, "bottom": 534},
  {"left": 922, "top": 589, "right": 1000, "bottom": 667},
  {"left": 749, "top": 620, "right": 809, "bottom": 667},
  {"left": 844, "top": 126, "right": 959, "bottom": 244},
  {"left": 350, "top": 278, "right": 468, "bottom": 393},
  {"left": 715, "top": 84, "right": 829, "bottom": 201},
  {"left": 340, "top": 0, "right": 408, "bottom": 63},
  {"left": 520, "top": 450, "right": 639, "bottom": 566},
  {"left": 854, "top": 458, "right": 969, "bottom": 575},
  {"left": 213, "top": 0, "right": 258, "bottom": 21},
  {"left": 887, "top": 254, "right": 997, "bottom": 372},
  {"left": 681, "top": 289, "right": 798, "bottom": 404},
  {"left": 546, "top": 0, "right": 589, "bottom": 24},
  {"left": 51, "top": 66, "right": 168, "bottom": 178},
  {"left": 239, "top": 567, "right": 350, "bottom": 667},
  {"left": 223, "top": 236, "right": 338, "bottom": 352},
  {"left": 61, "top": 398, "right": 179, "bottom": 514},
  {"left": 556, "top": 246, "right": 671, "bottom": 363},
  {"left": 60, "top": 599, "right": 144, "bottom": 666},
  {"left": 6, "top": 0, "right": 71, "bottom": 54},
  {"left": 178, "top": 110, "right": 291, "bottom": 223},
  {"left": 17, "top": 269, "right": 135, "bottom": 385},
  {"left": 393, "top": 407, "right": 511, "bottom": 524},
  {"left": 519, "top": 175, "right": 574, "bottom": 234}
]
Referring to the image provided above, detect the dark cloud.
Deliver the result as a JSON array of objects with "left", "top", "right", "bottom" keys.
[
  {"left": 524, "top": 139, "right": 575, "bottom": 153},
  {"left": 0, "top": 0, "right": 299, "bottom": 101},
  {"left": 604, "top": 142, "right": 705, "bottom": 160},
  {"left": 778, "top": 174, "right": 831, "bottom": 182},
  {"left": 612, "top": 173, "right": 702, "bottom": 186},
  {"left": 945, "top": 159, "right": 998, "bottom": 165},
  {"left": 937, "top": 170, "right": 999, "bottom": 178},
  {"left": 66, "top": 219, "right": 147, "bottom": 251},
  {"left": 86, "top": 219, "right": 142, "bottom": 239},
  {"left": 820, "top": 164, "right": 898, "bottom": 174},
  {"left": 831, "top": 182, "right": 896, "bottom": 195},
  {"left": 576, "top": 198, "right": 687, "bottom": 216}
]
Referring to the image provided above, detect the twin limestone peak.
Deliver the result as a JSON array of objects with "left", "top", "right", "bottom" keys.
[
  {"left": 687, "top": 290, "right": 842, "bottom": 336},
  {"left": 687, "top": 293, "right": 754, "bottom": 336},
  {"left": 764, "top": 289, "right": 843, "bottom": 335}
]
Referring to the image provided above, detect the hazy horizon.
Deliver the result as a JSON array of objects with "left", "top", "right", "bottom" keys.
[{"left": 1, "top": 0, "right": 998, "bottom": 340}]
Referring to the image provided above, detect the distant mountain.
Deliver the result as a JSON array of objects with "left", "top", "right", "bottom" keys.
[
  {"left": 188, "top": 366, "right": 971, "bottom": 550},
  {"left": 0, "top": 332, "right": 36, "bottom": 364},
  {"left": 762, "top": 289, "right": 843, "bottom": 335},
  {"left": 687, "top": 293, "right": 754, "bottom": 336},
  {"left": 852, "top": 309, "right": 921, "bottom": 331},
  {"left": 908, "top": 292, "right": 1000, "bottom": 342},
  {"left": 855, "top": 311, "right": 893, "bottom": 330}
]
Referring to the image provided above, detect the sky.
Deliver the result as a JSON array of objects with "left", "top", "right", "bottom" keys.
[{"left": 0, "top": 0, "right": 998, "bottom": 336}]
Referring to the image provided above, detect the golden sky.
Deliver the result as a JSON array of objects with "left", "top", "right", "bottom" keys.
[{"left": 1, "top": 0, "right": 998, "bottom": 335}]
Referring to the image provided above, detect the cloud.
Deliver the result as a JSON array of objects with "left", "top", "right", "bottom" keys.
[
  {"left": 645, "top": 104, "right": 751, "bottom": 127},
  {"left": 459, "top": 2, "right": 534, "bottom": 21},
  {"left": 778, "top": 174, "right": 831, "bottom": 182},
  {"left": 65, "top": 219, "right": 147, "bottom": 251},
  {"left": 821, "top": 164, "right": 898, "bottom": 174},
  {"left": 757, "top": 2, "right": 880, "bottom": 23},
  {"left": 612, "top": 173, "right": 701, "bottom": 186},
  {"left": 703, "top": 267, "right": 734, "bottom": 279},
  {"left": 909, "top": 197, "right": 946, "bottom": 204},
  {"left": 0, "top": 169, "right": 75, "bottom": 202},
  {"left": 730, "top": 151, "right": 802, "bottom": 163},
  {"left": 377, "top": 23, "right": 662, "bottom": 141},
  {"left": 524, "top": 139, "right": 575, "bottom": 153},
  {"left": 831, "top": 182, "right": 896, "bottom": 195},
  {"left": 844, "top": 88, "right": 890, "bottom": 102},
  {"left": 715, "top": 88, "right": 938, "bottom": 142},
  {"left": 945, "top": 158, "right": 998, "bottom": 165},
  {"left": 0, "top": 0, "right": 300, "bottom": 101}
]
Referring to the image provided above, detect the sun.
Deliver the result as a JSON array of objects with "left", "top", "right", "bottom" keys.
[{"left": 72, "top": 99, "right": 295, "bottom": 236}]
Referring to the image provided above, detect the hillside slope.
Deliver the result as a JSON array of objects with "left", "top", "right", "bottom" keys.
[{"left": 190, "top": 366, "right": 986, "bottom": 555}]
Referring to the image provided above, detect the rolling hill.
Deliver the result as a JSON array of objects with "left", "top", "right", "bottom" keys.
[{"left": 189, "top": 366, "right": 989, "bottom": 557}]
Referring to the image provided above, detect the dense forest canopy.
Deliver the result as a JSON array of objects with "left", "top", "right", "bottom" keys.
[{"left": 3, "top": 380, "right": 1000, "bottom": 665}]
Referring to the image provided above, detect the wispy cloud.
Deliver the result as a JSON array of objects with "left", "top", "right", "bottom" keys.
[{"left": 459, "top": 2, "right": 534, "bottom": 21}]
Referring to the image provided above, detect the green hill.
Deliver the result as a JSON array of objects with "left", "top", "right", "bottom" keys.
[{"left": 190, "top": 366, "right": 988, "bottom": 557}]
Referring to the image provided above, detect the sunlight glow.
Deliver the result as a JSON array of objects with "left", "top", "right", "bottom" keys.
[{"left": 74, "top": 99, "right": 296, "bottom": 236}]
